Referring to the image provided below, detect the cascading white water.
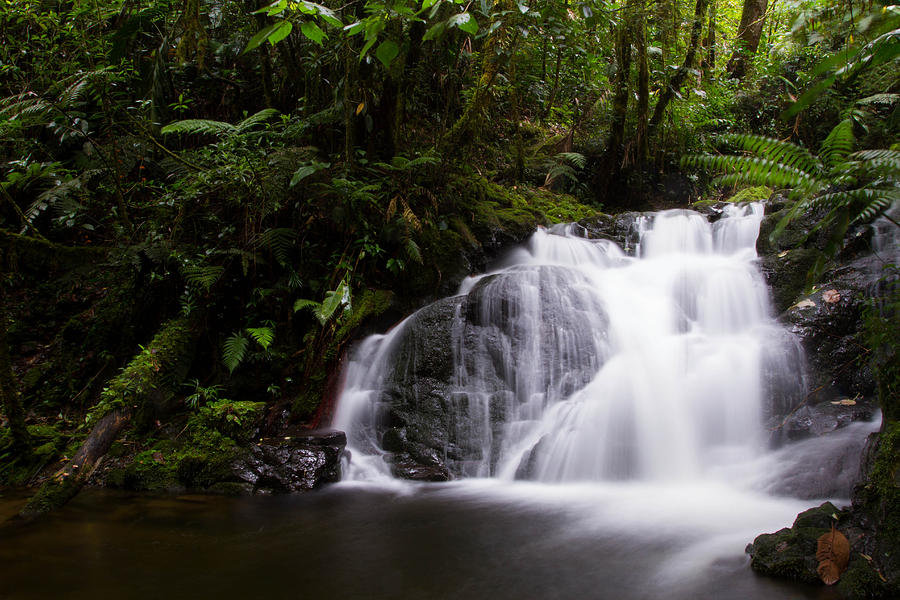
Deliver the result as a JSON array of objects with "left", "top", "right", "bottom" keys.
[{"left": 333, "top": 203, "right": 858, "bottom": 488}]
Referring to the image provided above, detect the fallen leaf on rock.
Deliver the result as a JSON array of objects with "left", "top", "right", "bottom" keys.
[
  {"left": 791, "top": 299, "right": 816, "bottom": 310},
  {"left": 830, "top": 399, "right": 857, "bottom": 406},
  {"left": 816, "top": 525, "right": 850, "bottom": 585},
  {"left": 823, "top": 289, "right": 841, "bottom": 304}
]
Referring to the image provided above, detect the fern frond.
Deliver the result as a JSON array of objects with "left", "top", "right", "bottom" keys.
[
  {"left": 0, "top": 94, "right": 52, "bottom": 123},
  {"left": 405, "top": 238, "right": 423, "bottom": 264},
  {"left": 57, "top": 69, "right": 109, "bottom": 108},
  {"left": 400, "top": 199, "right": 422, "bottom": 232},
  {"left": 294, "top": 298, "right": 320, "bottom": 314},
  {"left": 718, "top": 134, "right": 823, "bottom": 175},
  {"left": 856, "top": 93, "right": 900, "bottom": 107},
  {"left": 161, "top": 118, "right": 237, "bottom": 137},
  {"left": 856, "top": 195, "right": 897, "bottom": 223},
  {"left": 246, "top": 326, "right": 275, "bottom": 350},
  {"left": 821, "top": 118, "right": 855, "bottom": 170},
  {"left": 223, "top": 331, "right": 249, "bottom": 374},
  {"left": 21, "top": 177, "right": 83, "bottom": 232},
  {"left": 235, "top": 108, "right": 280, "bottom": 134},
  {"left": 181, "top": 264, "right": 224, "bottom": 291},
  {"left": 257, "top": 227, "right": 297, "bottom": 265},
  {"left": 850, "top": 150, "right": 900, "bottom": 175},
  {"left": 556, "top": 152, "right": 587, "bottom": 169},
  {"left": 385, "top": 196, "right": 398, "bottom": 221},
  {"left": 685, "top": 153, "right": 824, "bottom": 195}
]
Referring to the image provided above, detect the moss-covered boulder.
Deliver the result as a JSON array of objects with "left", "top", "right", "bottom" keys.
[{"left": 747, "top": 502, "right": 844, "bottom": 584}]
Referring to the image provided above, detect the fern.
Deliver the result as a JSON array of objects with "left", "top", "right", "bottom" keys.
[
  {"left": 683, "top": 121, "right": 899, "bottom": 283},
  {"left": 293, "top": 281, "right": 352, "bottom": 326},
  {"left": 161, "top": 109, "right": 280, "bottom": 138},
  {"left": 161, "top": 118, "right": 237, "bottom": 137},
  {"left": 718, "top": 134, "right": 823, "bottom": 175},
  {"left": 246, "top": 326, "right": 275, "bottom": 351},
  {"left": 405, "top": 238, "right": 423, "bottom": 264},
  {"left": 820, "top": 118, "right": 856, "bottom": 171},
  {"left": 557, "top": 152, "right": 587, "bottom": 169},
  {"left": 257, "top": 227, "right": 298, "bottom": 266},
  {"left": 223, "top": 331, "right": 250, "bottom": 374},
  {"left": 22, "top": 177, "right": 83, "bottom": 232},
  {"left": 181, "top": 264, "right": 225, "bottom": 292},
  {"left": 235, "top": 108, "right": 280, "bottom": 134}
]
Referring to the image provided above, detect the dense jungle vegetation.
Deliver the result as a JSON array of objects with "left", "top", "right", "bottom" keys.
[{"left": 1, "top": 0, "right": 899, "bottom": 558}]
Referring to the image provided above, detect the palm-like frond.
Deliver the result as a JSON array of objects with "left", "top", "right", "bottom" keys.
[
  {"left": 160, "top": 118, "right": 237, "bottom": 137},
  {"left": 682, "top": 153, "right": 825, "bottom": 199},
  {"left": 235, "top": 108, "right": 280, "bottom": 134},
  {"left": 223, "top": 331, "right": 249, "bottom": 373},
  {"left": 246, "top": 326, "right": 275, "bottom": 350},
  {"left": 820, "top": 118, "right": 856, "bottom": 171},
  {"left": 257, "top": 227, "right": 298, "bottom": 265},
  {"left": 718, "top": 134, "right": 823, "bottom": 175},
  {"left": 161, "top": 109, "right": 280, "bottom": 138},
  {"left": 181, "top": 264, "right": 225, "bottom": 291}
]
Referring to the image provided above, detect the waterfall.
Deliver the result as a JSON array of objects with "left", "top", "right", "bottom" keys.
[{"left": 332, "top": 203, "right": 848, "bottom": 487}]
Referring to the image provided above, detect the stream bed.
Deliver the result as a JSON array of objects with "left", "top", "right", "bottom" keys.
[{"left": 1, "top": 481, "right": 843, "bottom": 600}]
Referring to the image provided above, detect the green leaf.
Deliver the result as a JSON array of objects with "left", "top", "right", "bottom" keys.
[
  {"left": 223, "top": 332, "right": 250, "bottom": 374},
  {"left": 423, "top": 21, "right": 447, "bottom": 41},
  {"left": 290, "top": 165, "right": 318, "bottom": 186},
  {"left": 316, "top": 281, "right": 351, "bottom": 325},
  {"left": 301, "top": 21, "right": 326, "bottom": 45},
  {"left": 244, "top": 22, "right": 281, "bottom": 53},
  {"left": 268, "top": 20, "right": 293, "bottom": 45},
  {"left": 449, "top": 12, "right": 478, "bottom": 35},
  {"left": 375, "top": 40, "right": 400, "bottom": 68}
]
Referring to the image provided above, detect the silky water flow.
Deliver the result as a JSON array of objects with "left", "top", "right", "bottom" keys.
[{"left": 330, "top": 203, "right": 880, "bottom": 597}]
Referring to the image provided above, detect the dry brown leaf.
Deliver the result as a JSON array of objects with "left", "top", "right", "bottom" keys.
[
  {"left": 792, "top": 299, "right": 816, "bottom": 310},
  {"left": 823, "top": 289, "right": 841, "bottom": 304},
  {"left": 816, "top": 525, "right": 850, "bottom": 585}
]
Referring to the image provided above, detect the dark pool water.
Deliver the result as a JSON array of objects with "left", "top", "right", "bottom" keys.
[{"left": 0, "top": 482, "right": 841, "bottom": 600}]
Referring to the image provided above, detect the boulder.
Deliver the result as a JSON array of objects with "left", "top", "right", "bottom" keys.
[
  {"left": 747, "top": 502, "right": 842, "bottom": 584},
  {"left": 231, "top": 430, "right": 346, "bottom": 493}
]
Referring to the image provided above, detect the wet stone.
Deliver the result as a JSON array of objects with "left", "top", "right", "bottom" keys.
[{"left": 231, "top": 430, "right": 346, "bottom": 493}]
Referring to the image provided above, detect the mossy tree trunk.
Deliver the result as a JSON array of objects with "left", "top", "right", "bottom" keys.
[
  {"left": 0, "top": 303, "right": 29, "bottom": 452},
  {"left": 704, "top": 0, "right": 717, "bottom": 76},
  {"left": 634, "top": 0, "right": 650, "bottom": 166},
  {"left": 20, "top": 318, "right": 196, "bottom": 518},
  {"left": 607, "top": 15, "right": 633, "bottom": 172},
  {"left": 439, "top": 0, "right": 517, "bottom": 155},
  {"left": 648, "top": 0, "right": 710, "bottom": 134}
]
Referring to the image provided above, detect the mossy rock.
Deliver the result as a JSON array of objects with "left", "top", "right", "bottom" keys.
[
  {"left": 747, "top": 502, "right": 842, "bottom": 584},
  {"left": 836, "top": 555, "right": 889, "bottom": 599}
]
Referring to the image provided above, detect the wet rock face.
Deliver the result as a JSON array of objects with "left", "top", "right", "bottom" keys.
[
  {"left": 231, "top": 430, "right": 346, "bottom": 493},
  {"left": 374, "top": 266, "right": 609, "bottom": 480},
  {"left": 756, "top": 200, "right": 884, "bottom": 440},
  {"left": 577, "top": 212, "right": 646, "bottom": 253}
]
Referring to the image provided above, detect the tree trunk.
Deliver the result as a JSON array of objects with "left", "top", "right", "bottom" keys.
[
  {"left": 541, "top": 46, "right": 563, "bottom": 122},
  {"left": 635, "top": 1, "right": 650, "bottom": 165},
  {"left": 648, "top": 0, "right": 710, "bottom": 133},
  {"left": 0, "top": 304, "right": 29, "bottom": 452},
  {"left": 726, "top": 0, "right": 768, "bottom": 79},
  {"left": 439, "top": 0, "right": 516, "bottom": 154},
  {"left": 607, "top": 19, "right": 633, "bottom": 170},
  {"left": 20, "top": 318, "right": 195, "bottom": 517},
  {"left": 704, "top": 0, "right": 717, "bottom": 75},
  {"left": 20, "top": 408, "right": 131, "bottom": 518}
]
